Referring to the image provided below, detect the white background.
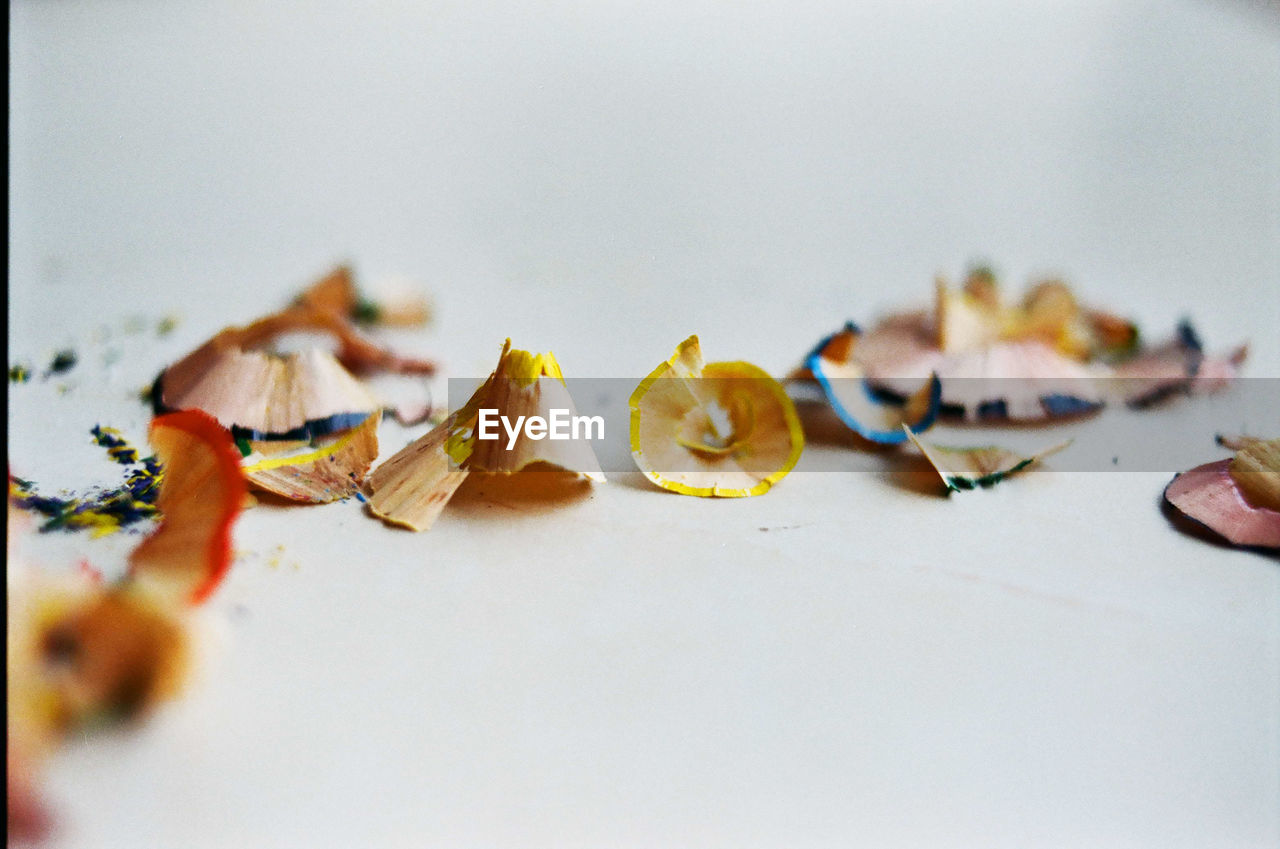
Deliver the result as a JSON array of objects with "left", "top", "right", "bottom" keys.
[{"left": 8, "top": 1, "right": 1280, "bottom": 847}]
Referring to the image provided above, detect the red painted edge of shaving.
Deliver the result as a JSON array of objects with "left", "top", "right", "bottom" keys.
[{"left": 148, "top": 409, "right": 248, "bottom": 603}]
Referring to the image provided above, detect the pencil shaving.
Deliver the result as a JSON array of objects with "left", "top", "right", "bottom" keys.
[
  {"left": 127, "top": 410, "right": 248, "bottom": 605},
  {"left": 903, "top": 426, "right": 1071, "bottom": 493},
  {"left": 630, "top": 335, "right": 804, "bottom": 497},
  {"left": 365, "top": 339, "right": 602, "bottom": 531},
  {"left": 1164, "top": 437, "right": 1280, "bottom": 549},
  {"left": 851, "top": 269, "right": 1244, "bottom": 420},
  {"left": 802, "top": 322, "right": 942, "bottom": 443},
  {"left": 242, "top": 410, "right": 381, "bottom": 503}
]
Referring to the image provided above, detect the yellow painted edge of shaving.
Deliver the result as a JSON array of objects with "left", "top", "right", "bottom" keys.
[
  {"left": 241, "top": 425, "right": 363, "bottom": 474},
  {"left": 500, "top": 337, "right": 566, "bottom": 386}
]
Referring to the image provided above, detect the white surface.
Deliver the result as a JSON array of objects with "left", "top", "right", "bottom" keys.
[{"left": 8, "top": 1, "right": 1280, "bottom": 847}]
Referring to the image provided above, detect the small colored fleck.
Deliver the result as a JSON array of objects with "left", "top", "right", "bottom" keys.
[
  {"left": 48, "top": 349, "right": 78, "bottom": 375},
  {"left": 157, "top": 315, "right": 180, "bottom": 337},
  {"left": 9, "top": 364, "right": 31, "bottom": 383},
  {"left": 352, "top": 299, "right": 382, "bottom": 324},
  {"left": 76, "top": 559, "right": 105, "bottom": 584},
  {"left": 92, "top": 425, "right": 139, "bottom": 465}
]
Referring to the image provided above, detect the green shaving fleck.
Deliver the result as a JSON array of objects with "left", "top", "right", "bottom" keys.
[
  {"left": 941, "top": 457, "right": 1035, "bottom": 492},
  {"left": 967, "top": 264, "right": 996, "bottom": 281},
  {"left": 352, "top": 299, "right": 382, "bottom": 324}
]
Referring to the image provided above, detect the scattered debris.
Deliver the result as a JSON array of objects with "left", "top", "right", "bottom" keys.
[
  {"left": 7, "top": 411, "right": 248, "bottom": 833},
  {"left": 9, "top": 427, "right": 163, "bottom": 536},
  {"left": 92, "top": 425, "right": 139, "bottom": 465}
]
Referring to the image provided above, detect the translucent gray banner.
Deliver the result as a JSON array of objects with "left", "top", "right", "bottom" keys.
[{"left": 444, "top": 377, "right": 1279, "bottom": 474}]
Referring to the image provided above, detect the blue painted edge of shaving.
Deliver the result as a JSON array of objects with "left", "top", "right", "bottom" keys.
[
  {"left": 228, "top": 412, "right": 371, "bottom": 442},
  {"left": 803, "top": 321, "right": 942, "bottom": 444},
  {"left": 151, "top": 372, "right": 372, "bottom": 442},
  {"left": 1175, "top": 318, "right": 1203, "bottom": 353},
  {"left": 1039, "top": 393, "right": 1104, "bottom": 417},
  {"left": 1176, "top": 318, "right": 1206, "bottom": 378}
]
